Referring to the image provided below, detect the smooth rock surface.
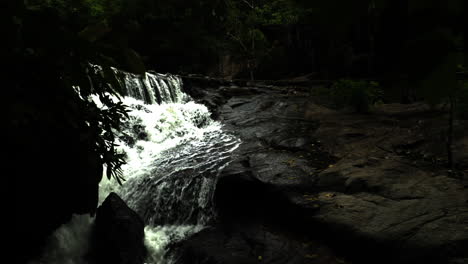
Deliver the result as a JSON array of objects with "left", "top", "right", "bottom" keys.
[{"left": 178, "top": 78, "right": 468, "bottom": 264}]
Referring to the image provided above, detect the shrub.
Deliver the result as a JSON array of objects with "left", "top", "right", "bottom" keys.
[{"left": 329, "top": 79, "right": 383, "bottom": 113}]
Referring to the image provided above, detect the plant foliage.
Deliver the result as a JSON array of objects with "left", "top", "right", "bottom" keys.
[
  {"left": 10, "top": 1, "right": 130, "bottom": 184},
  {"left": 330, "top": 79, "right": 383, "bottom": 113}
]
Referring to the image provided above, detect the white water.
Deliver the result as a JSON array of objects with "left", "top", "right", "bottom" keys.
[
  {"left": 144, "top": 225, "right": 203, "bottom": 264},
  {"left": 30, "top": 69, "right": 239, "bottom": 264},
  {"left": 28, "top": 215, "right": 94, "bottom": 264}
]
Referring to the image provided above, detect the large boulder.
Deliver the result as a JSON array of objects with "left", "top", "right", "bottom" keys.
[
  {"left": 92, "top": 192, "right": 147, "bottom": 264},
  {"left": 172, "top": 224, "right": 343, "bottom": 264}
]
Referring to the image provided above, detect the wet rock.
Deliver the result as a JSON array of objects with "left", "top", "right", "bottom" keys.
[
  {"left": 92, "top": 192, "right": 147, "bottom": 264},
  {"left": 172, "top": 225, "right": 308, "bottom": 264},
  {"left": 137, "top": 131, "right": 148, "bottom": 141},
  {"left": 122, "top": 48, "right": 146, "bottom": 75},
  {"left": 308, "top": 158, "right": 468, "bottom": 263},
  {"left": 219, "top": 86, "right": 260, "bottom": 97},
  {"left": 450, "top": 258, "right": 468, "bottom": 264},
  {"left": 182, "top": 78, "right": 468, "bottom": 264},
  {"left": 119, "top": 133, "right": 136, "bottom": 147}
]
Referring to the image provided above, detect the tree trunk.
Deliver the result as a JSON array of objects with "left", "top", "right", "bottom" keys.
[
  {"left": 368, "top": 0, "right": 376, "bottom": 77},
  {"left": 251, "top": 29, "right": 255, "bottom": 81},
  {"left": 447, "top": 95, "right": 454, "bottom": 169}
]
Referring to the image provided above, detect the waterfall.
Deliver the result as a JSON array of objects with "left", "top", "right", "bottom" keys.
[
  {"left": 114, "top": 68, "right": 189, "bottom": 105},
  {"left": 30, "top": 68, "right": 240, "bottom": 264}
]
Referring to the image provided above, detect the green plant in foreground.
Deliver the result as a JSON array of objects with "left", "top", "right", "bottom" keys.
[{"left": 72, "top": 64, "right": 130, "bottom": 184}]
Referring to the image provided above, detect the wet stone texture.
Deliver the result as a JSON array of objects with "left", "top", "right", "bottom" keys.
[
  {"left": 176, "top": 77, "right": 468, "bottom": 264},
  {"left": 91, "top": 192, "right": 147, "bottom": 264}
]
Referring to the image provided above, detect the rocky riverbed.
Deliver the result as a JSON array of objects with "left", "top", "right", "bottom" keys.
[{"left": 173, "top": 76, "right": 468, "bottom": 264}]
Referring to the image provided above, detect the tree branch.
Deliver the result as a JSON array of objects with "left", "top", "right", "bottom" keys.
[
  {"left": 227, "top": 32, "right": 249, "bottom": 52},
  {"left": 240, "top": 0, "right": 254, "bottom": 9}
]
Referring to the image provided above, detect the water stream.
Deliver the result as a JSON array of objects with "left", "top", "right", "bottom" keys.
[{"left": 30, "top": 68, "right": 240, "bottom": 264}]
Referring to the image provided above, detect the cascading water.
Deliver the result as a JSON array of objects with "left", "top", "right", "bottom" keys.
[{"left": 30, "top": 68, "right": 240, "bottom": 264}]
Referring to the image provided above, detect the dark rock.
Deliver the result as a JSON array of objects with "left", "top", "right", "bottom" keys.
[
  {"left": 137, "top": 131, "right": 148, "bottom": 141},
  {"left": 122, "top": 48, "right": 146, "bottom": 75},
  {"left": 184, "top": 81, "right": 468, "bottom": 264},
  {"left": 450, "top": 258, "right": 468, "bottom": 264},
  {"left": 132, "top": 124, "right": 148, "bottom": 141},
  {"left": 312, "top": 138, "right": 468, "bottom": 263},
  {"left": 92, "top": 192, "right": 147, "bottom": 264},
  {"left": 172, "top": 225, "right": 308, "bottom": 264},
  {"left": 219, "top": 86, "right": 260, "bottom": 97},
  {"left": 14, "top": 132, "right": 103, "bottom": 264},
  {"left": 78, "top": 22, "right": 111, "bottom": 42},
  {"left": 119, "top": 133, "right": 136, "bottom": 147}
]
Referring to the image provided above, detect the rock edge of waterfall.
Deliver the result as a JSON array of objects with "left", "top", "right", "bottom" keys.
[
  {"left": 172, "top": 76, "right": 468, "bottom": 264},
  {"left": 90, "top": 192, "right": 147, "bottom": 264}
]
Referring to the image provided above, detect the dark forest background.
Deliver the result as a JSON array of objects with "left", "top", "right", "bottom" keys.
[
  {"left": 8, "top": 0, "right": 467, "bottom": 78},
  {"left": 7, "top": 0, "right": 468, "bottom": 105}
]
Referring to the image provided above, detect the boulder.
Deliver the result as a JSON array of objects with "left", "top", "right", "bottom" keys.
[
  {"left": 123, "top": 48, "right": 146, "bottom": 75},
  {"left": 92, "top": 192, "right": 147, "bottom": 264},
  {"left": 173, "top": 225, "right": 313, "bottom": 264}
]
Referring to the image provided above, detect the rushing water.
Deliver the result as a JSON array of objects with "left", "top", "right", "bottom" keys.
[{"left": 30, "top": 68, "right": 240, "bottom": 264}]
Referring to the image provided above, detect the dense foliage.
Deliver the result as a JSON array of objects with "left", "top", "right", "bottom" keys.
[
  {"left": 9, "top": 1, "right": 130, "bottom": 183},
  {"left": 17, "top": 0, "right": 464, "bottom": 80}
]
